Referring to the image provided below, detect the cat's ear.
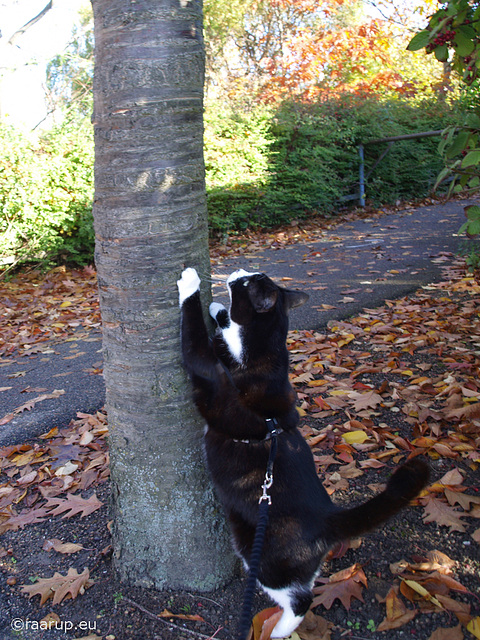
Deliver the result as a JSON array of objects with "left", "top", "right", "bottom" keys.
[
  {"left": 284, "top": 289, "right": 309, "bottom": 310},
  {"left": 250, "top": 287, "right": 278, "bottom": 313}
]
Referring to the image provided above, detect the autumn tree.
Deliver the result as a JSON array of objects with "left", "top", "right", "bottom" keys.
[
  {"left": 91, "top": 0, "right": 235, "bottom": 589},
  {"left": 203, "top": 0, "right": 446, "bottom": 103}
]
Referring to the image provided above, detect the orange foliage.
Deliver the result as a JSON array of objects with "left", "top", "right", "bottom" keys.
[{"left": 227, "top": 0, "right": 427, "bottom": 103}]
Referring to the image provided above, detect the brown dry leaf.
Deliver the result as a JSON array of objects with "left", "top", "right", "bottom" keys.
[
  {"left": 42, "top": 538, "right": 84, "bottom": 554},
  {"left": 435, "top": 594, "right": 471, "bottom": 625},
  {"left": 39, "top": 612, "right": 61, "bottom": 629},
  {"left": 421, "top": 495, "right": 467, "bottom": 532},
  {"left": 250, "top": 607, "right": 283, "bottom": 640},
  {"left": 44, "top": 493, "right": 103, "bottom": 519},
  {"left": 444, "top": 488, "right": 480, "bottom": 511},
  {"left": 472, "top": 528, "right": 480, "bottom": 543},
  {"left": 312, "top": 563, "right": 367, "bottom": 610},
  {"left": 377, "top": 586, "right": 416, "bottom": 631},
  {"left": 21, "top": 567, "right": 92, "bottom": 605},
  {"left": 0, "top": 507, "right": 50, "bottom": 533},
  {"left": 0, "top": 390, "right": 65, "bottom": 426},
  {"left": 159, "top": 609, "right": 205, "bottom": 623},
  {"left": 428, "top": 624, "right": 464, "bottom": 640},
  {"left": 447, "top": 402, "right": 480, "bottom": 420},
  {"left": 297, "top": 610, "right": 332, "bottom": 640},
  {"left": 351, "top": 390, "right": 383, "bottom": 412},
  {"left": 439, "top": 469, "right": 464, "bottom": 486}
]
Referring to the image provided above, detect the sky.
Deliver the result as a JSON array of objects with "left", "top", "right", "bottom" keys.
[{"left": 0, "top": 0, "right": 88, "bottom": 130}]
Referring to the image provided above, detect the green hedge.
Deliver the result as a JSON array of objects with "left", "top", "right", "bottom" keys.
[
  {"left": 0, "top": 117, "right": 94, "bottom": 271},
  {"left": 0, "top": 94, "right": 460, "bottom": 269},
  {"left": 205, "top": 95, "right": 458, "bottom": 235}
]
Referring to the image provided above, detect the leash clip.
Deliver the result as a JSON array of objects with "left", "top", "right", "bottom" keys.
[{"left": 259, "top": 471, "right": 273, "bottom": 505}]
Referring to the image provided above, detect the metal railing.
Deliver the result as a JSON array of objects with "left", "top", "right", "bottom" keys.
[{"left": 357, "top": 129, "right": 444, "bottom": 206}]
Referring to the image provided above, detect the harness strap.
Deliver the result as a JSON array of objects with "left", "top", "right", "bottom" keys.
[{"left": 237, "top": 418, "right": 280, "bottom": 640}]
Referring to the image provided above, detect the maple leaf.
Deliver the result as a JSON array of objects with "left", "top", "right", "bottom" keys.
[
  {"left": 21, "top": 567, "right": 93, "bottom": 605},
  {"left": 44, "top": 493, "right": 103, "bottom": 519},
  {"left": 312, "top": 564, "right": 367, "bottom": 610},
  {"left": 421, "top": 495, "right": 467, "bottom": 532}
]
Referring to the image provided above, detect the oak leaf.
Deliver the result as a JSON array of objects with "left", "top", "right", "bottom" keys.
[
  {"left": 21, "top": 567, "right": 92, "bottom": 605},
  {"left": 421, "top": 495, "right": 467, "bottom": 532},
  {"left": 44, "top": 493, "right": 103, "bottom": 519},
  {"left": 0, "top": 507, "right": 50, "bottom": 533},
  {"left": 312, "top": 564, "right": 367, "bottom": 610}
]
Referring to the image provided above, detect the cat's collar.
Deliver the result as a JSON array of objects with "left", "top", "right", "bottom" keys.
[{"left": 233, "top": 418, "right": 284, "bottom": 444}]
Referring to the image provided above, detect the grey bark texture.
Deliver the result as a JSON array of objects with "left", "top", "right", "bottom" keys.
[{"left": 91, "top": 0, "right": 235, "bottom": 590}]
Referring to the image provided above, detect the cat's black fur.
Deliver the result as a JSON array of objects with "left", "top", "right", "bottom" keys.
[{"left": 177, "top": 267, "right": 429, "bottom": 638}]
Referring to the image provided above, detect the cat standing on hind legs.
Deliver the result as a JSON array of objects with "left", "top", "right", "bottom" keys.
[{"left": 177, "top": 267, "right": 430, "bottom": 639}]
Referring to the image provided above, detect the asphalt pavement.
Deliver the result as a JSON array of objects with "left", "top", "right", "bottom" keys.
[{"left": 0, "top": 199, "right": 475, "bottom": 447}]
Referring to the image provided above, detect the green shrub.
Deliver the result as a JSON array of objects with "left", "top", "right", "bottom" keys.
[
  {"left": 204, "top": 94, "right": 458, "bottom": 235},
  {"left": 0, "top": 117, "right": 94, "bottom": 271}
]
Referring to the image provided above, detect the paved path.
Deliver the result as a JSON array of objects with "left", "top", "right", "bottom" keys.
[{"left": 0, "top": 199, "right": 474, "bottom": 446}]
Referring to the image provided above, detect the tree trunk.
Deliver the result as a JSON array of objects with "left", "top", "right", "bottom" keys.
[{"left": 91, "top": 0, "right": 235, "bottom": 590}]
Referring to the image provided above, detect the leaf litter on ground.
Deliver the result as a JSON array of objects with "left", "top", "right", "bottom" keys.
[{"left": 0, "top": 232, "right": 479, "bottom": 638}]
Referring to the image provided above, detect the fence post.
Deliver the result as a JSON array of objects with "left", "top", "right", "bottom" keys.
[{"left": 359, "top": 144, "right": 365, "bottom": 207}]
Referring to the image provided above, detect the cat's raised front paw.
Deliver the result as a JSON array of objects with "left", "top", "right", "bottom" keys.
[
  {"left": 209, "top": 302, "right": 226, "bottom": 320},
  {"left": 177, "top": 268, "right": 201, "bottom": 306}
]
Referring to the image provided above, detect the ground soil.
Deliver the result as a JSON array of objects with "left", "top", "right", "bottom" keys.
[
  {"left": 1, "top": 204, "right": 479, "bottom": 640},
  {"left": 0, "top": 387, "right": 478, "bottom": 640}
]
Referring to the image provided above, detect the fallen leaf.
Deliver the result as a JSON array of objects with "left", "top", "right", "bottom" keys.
[
  {"left": 427, "top": 624, "right": 463, "bottom": 640},
  {"left": 312, "top": 564, "right": 367, "bottom": 610},
  {"left": 44, "top": 493, "right": 103, "bottom": 519},
  {"left": 421, "top": 495, "right": 467, "bottom": 532},
  {"left": 21, "top": 567, "right": 92, "bottom": 605},
  {"left": 377, "top": 586, "right": 416, "bottom": 631},
  {"left": 42, "top": 538, "right": 84, "bottom": 554},
  {"left": 341, "top": 430, "right": 369, "bottom": 444},
  {"left": 467, "top": 617, "right": 480, "bottom": 639},
  {"left": 250, "top": 607, "right": 283, "bottom": 640},
  {"left": 297, "top": 610, "right": 332, "bottom": 640},
  {"left": 159, "top": 609, "right": 205, "bottom": 623}
]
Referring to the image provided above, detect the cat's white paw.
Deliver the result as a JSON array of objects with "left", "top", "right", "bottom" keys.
[
  {"left": 209, "top": 302, "right": 226, "bottom": 320},
  {"left": 177, "top": 268, "right": 201, "bottom": 306}
]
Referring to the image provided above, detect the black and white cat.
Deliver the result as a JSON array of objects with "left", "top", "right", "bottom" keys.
[{"left": 177, "top": 267, "right": 429, "bottom": 639}]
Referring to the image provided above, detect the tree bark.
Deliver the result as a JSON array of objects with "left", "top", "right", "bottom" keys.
[{"left": 91, "top": 0, "right": 235, "bottom": 590}]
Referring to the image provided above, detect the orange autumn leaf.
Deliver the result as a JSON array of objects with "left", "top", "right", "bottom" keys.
[
  {"left": 377, "top": 586, "right": 416, "bottom": 631},
  {"left": 312, "top": 563, "right": 367, "bottom": 610}
]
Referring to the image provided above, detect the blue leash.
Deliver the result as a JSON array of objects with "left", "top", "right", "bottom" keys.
[{"left": 237, "top": 419, "right": 280, "bottom": 640}]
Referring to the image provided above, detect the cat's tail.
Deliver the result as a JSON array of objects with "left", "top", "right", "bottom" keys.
[{"left": 325, "top": 458, "right": 430, "bottom": 543}]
